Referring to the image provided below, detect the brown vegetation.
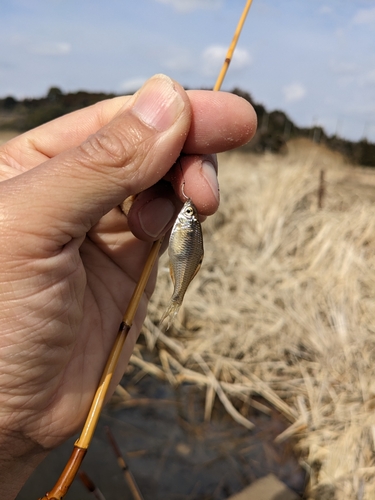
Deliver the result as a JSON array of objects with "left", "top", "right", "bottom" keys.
[
  {"left": 138, "top": 139, "right": 375, "bottom": 499},
  {"left": 3, "top": 126, "right": 375, "bottom": 497}
]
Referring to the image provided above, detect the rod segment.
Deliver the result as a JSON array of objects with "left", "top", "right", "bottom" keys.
[
  {"left": 213, "top": 0, "right": 254, "bottom": 91},
  {"left": 39, "top": 446, "right": 86, "bottom": 500},
  {"left": 39, "top": 239, "right": 163, "bottom": 499}
]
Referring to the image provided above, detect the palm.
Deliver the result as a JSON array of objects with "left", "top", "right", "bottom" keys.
[
  {"left": 1, "top": 136, "right": 164, "bottom": 446},
  {"left": 0, "top": 138, "right": 156, "bottom": 448}
]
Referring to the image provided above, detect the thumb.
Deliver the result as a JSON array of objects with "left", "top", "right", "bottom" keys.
[{"left": 4, "top": 75, "right": 191, "bottom": 248}]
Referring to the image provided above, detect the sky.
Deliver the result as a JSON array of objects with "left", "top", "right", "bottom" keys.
[{"left": 1, "top": 0, "right": 375, "bottom": 142}]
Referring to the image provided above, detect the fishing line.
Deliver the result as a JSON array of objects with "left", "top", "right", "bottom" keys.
[{"left": 178, "top": 158, "right": 189, "bottom": 202}]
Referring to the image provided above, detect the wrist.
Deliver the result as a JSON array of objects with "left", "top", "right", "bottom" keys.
[{"left": 0, "top": 422, "right": 47, "bottom": 500}]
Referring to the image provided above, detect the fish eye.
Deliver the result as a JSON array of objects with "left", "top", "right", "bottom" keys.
[{"left": 185, "top": 207, "right": 194, "bottom": 216}]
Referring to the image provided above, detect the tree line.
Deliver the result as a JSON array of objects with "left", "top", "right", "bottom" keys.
[{"left": 1, "top": 86, "right": 374, "bottom": 166}]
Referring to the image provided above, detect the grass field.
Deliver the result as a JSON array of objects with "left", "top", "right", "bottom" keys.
[
  {"left": 141, "top": 139, "right": 375, "bottom": 500},
  {"left": 2, "top": 130, "right": 375, "bottom": 498}
]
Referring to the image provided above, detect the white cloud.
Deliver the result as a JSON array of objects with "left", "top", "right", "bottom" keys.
[
  {"left": 353, "top": 7, "right": 375, "bottom": 25},
  {"left": 28, "top": 42, "right": 71, "bottom": 56},
  {"left": 282, "top": 82, "right": 307, "bottom": 103},
  {"left": 201, "top": 45, "right": 252, "bottom": 77},
  {"left": 155, "top": 0, "right": 222, "bottom": 13},
  {"left": 120, "top": 77, "right": 147, "bottom": 93},
  {"left": 319, "top": 6, "right": 333, "bottom": 15},
  {"left": 330, "top": 61, "right": 357, "bottom": 75}
]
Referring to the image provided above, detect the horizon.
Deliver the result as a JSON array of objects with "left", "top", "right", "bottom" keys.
[
  {"left": 4, "top": 85, "right": 375, "bottom": 149},
  {"left": 1, "top": 1, "right": 375, "bottom": 142}
]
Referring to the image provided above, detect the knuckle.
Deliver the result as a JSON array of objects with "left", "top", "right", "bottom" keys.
[
  {"left": 71, "top": 116, "right": 154, "bottom": 191},
  {"left": 78, "top": 129, "right": 135, "bottom": 169},
  {"left": 77, "top": 113, "right": 157, "bottom": 176}
]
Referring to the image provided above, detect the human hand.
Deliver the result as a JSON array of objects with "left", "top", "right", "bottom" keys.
[{"left": 0, "top": 74, "right": 256, "bottom": 497}]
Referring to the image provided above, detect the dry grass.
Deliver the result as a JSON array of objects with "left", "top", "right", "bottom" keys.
[
  {"left": 3, "top": 129, "right": 373, "bottom": 497},
  {"left": 132, "top": 138, "right": 375, "bottom": 499}
]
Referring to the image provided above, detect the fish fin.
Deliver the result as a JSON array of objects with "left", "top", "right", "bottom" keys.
[
  {"left": 169, "top": 262, "right": 175, "bottom": 285},
  {"left": 159, "top": 299, "right": 181, "bottom": 331}
]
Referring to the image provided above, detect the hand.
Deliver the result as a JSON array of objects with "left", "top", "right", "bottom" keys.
[{"left": 0, "top": 74, "right": 256, "bottom": 497}]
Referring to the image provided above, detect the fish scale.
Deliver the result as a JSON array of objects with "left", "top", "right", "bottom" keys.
[{"left": 160, "top": 199, "right": 204, "bottom": 329}]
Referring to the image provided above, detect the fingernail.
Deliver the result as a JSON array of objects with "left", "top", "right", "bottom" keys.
[
  {"left": 201, "top": 161, "right": 220, "bottom": 203},
  {"left": 139, "top": 198, "right": 175, "bottom": 238},
  {"left": 132, "top": 75, "right": 185, "bottom": 132}
]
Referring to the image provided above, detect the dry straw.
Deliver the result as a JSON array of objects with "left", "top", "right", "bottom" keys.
[{"left": 139, "top": 139, "right": 375, "bottom": 499}]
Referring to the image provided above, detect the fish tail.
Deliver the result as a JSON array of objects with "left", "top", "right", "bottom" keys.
[{"left": 159, "top": 299, "right": 181, "bottom": 330}]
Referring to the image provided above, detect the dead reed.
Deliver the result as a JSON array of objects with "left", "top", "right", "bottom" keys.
[{"left": 134, "top": 138, "right": 375, "bottom": 500}]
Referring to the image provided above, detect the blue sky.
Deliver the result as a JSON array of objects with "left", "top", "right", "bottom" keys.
[{"left": 1, "top": 0, "right": 375, "bottom": 141}]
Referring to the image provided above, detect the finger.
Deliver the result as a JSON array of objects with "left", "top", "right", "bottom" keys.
[
  {"left": 126, "top": 153, "right": 218, "bottom": 241},
  {"left": 183, "top": 90, "right": 257, "bottom": 154},
  {"left": 169, "top": 154, "right": 219, "bottom": 214},
  {"left": 86, "top": 203, "right": 171, "bottom": 274},
  {"left": 126, "top": 181, "right": 177, "bottom": 242},
  {"left": 1, "top": 75, "right": 192, "bottom": 251},
  {"left": 2, "top": 89, "right": 256, "bottom": 168}
]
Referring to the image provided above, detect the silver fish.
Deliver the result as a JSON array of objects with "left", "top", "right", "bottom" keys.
[{"left": 160, "top": 199, "right": 204, "bottom": 329}]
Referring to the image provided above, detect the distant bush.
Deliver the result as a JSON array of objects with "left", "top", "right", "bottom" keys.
[
  {"left": 21, "top": 104, "right": 67, "bottom": 131},
  {"left": 1, "top": 96, "right": 18, "bottom": 111},
  {"left": 0, "top": 87, "right": 118, "bottom": 131},
  {"left": 232, "top": 87, "right": 375, "bottom": 166},
  {"left": 47, "top": 87, "right": 63, "bottom": 102}
]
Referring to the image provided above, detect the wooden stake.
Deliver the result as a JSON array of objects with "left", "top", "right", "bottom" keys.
[{"left": 318, "top": 169, "right": 325, "bottom": 209}]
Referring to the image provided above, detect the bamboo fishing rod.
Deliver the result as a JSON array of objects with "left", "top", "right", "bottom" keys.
[{"left": 39, "top": 1, "right": 253, "bottom": 498}]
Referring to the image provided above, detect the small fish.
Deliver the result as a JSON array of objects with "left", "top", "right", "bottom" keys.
[{"left": 160, "top": 199, "right": 204, "bottom": 329}]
